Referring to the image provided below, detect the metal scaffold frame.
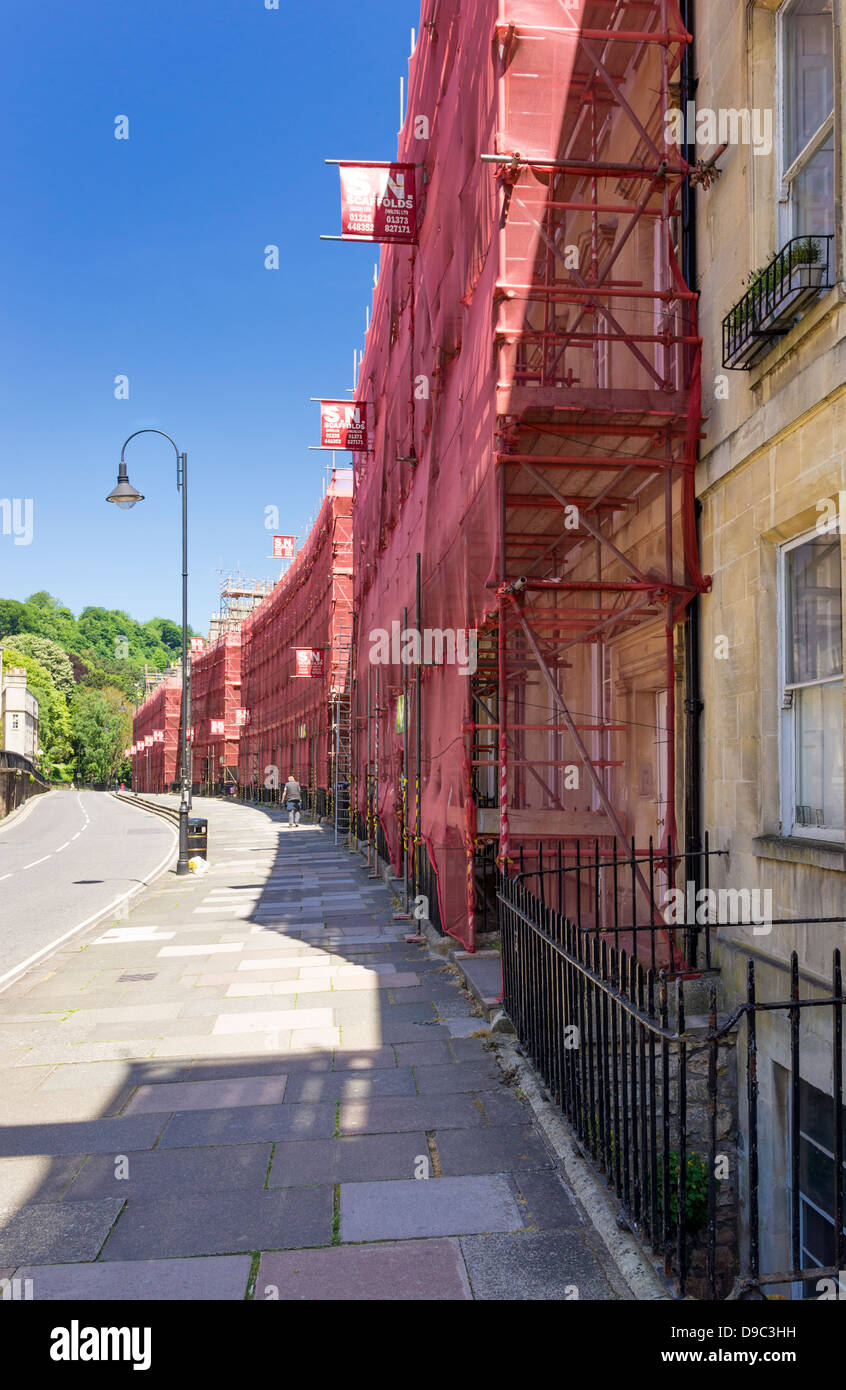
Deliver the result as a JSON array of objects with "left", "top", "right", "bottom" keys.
[
  {"left": 484, "top": 0, "right": 708, "bottom": 961},
  {"left": 347, "top": 0, "right": 709, "bottom": 958}
]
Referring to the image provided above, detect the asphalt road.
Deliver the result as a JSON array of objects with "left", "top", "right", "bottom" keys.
[{"left": 0, "top": 789, "right": 177, "bottom": 989}]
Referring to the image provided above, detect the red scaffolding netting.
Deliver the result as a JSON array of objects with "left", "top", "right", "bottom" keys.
[
  {"left": 132, "top": 679, "right": 182, "bottom": 793},
  {"left": 190, "top": 633, "right": 242, "bottom": 787},
  {"left": 240, "top": 473, "right": 354, "bottom": 798},
  {"left": 351, "top": 0, "right": 707, "bottom": 955}
]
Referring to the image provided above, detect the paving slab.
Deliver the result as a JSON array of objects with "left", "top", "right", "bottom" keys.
[
  {"left": 414, "top": 1062, "right": 501, "bottom": 1094},
  {"left": 159, "top": 1100, "right": 337, "bottom": 1148},
  {"left": 282, "top": 1070, "right": 414, "bottom": 1104},
  {"left": 268, "top": 1132, "right": 428, "bottom": 1187},
  {"left": 340, "top": 1175, "right": 526, "bottom": 1242},
  {"left": 15, "top": 1255, "right": 253, "bottom": 1301},
  {"left": 514, "top": 1171, "right": 581, "bottom": 1230},
  {"left": 0, "top": 1084, "right": 137, "bottom": 1124},
  {"left": 256, "top": 1239, "right": 471, "bottom": 1301},
  {"left": 0, "top": 1199, "right": 125, "bottom": 1264},
  {"left": 433, "top": 1125, "right": 551, "bottom": 1175},
  {"left": 339, "top": 1094, "right": 489, "bottom": 1135},
  {"left": 444, "top": 1018, "right": 488, "bottom": 1038},
  {"left": 64, "top": 1144, "right": 272, "bottom": 1200},
  {"left": 101, "top": 1186, "right": 333, "bottom": 1260},
  {"left": 0, "top": 1154, "right": 86, "bottom": 1207},
  {"left": 212, "top": 1009, "right": 333, "bottom": 1035},
  {"left": 459, "top": 1230, "right": 618, "bottom": 1300},
  {"left": 476, "top": 1089, "right": 534, "bottom": 1126},
  {"left": 0, "top": 1114, "right": 166, "bottom": 1158},
  {"left": 122, "top": 1075, "right": 288, "bottom": 1115}
]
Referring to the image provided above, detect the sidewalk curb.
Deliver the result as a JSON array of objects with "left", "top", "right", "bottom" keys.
[{"left": 491, "top": 1035, "right": 673, "bottom": 1301}]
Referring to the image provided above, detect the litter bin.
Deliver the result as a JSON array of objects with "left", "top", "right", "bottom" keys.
[{"left": 187, "top": 817, "right": 208, "bottom": 860}]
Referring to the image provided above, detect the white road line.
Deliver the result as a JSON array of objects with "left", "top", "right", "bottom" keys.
[
  {"left": 21, "top": 856, "right": 50, "bottom": 869},
  {"left": 0, "top": 810, "right": 178, "bottom": 994}
]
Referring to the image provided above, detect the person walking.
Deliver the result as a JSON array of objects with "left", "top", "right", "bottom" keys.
[{"left": 283, "top": 773, "right": 302, "bottom": 828}]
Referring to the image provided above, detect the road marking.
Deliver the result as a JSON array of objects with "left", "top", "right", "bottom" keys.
[
  {"left": 0, "top": 807, "right": 178, "bottom": 993},
  {"left": 21, "top": 856, "right": 50, "bottom": 869}
]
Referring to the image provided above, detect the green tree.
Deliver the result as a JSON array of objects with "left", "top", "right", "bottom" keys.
[
  {"left": 68, "top": 688, "right": 127, "bottom": 784},
  {"left": 8, "top": 633, "right": 75, "bottom": 699}
]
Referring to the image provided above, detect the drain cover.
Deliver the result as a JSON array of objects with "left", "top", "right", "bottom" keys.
[{"left": 118, "top": 973, "right": 158, "bottom": 982}]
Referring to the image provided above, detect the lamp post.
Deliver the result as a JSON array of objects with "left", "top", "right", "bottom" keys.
[{"left": 107, "top": 429, "right": 191, "bottom": 875}]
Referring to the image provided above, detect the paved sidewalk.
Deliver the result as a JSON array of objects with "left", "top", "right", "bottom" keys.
[{"left": 0, "top": 796, "right": 631, "bottom": 1300}]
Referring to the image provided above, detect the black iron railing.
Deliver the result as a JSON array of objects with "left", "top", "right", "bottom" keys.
[
  {"left": 498, "top": 872, "right": 846, "bottom": 1299},
  {"left": 722, "top": 234, "right": 834, "bottom": 369},
  {"left": 513, "top": 833, "right": 727, "bottom": 976}
]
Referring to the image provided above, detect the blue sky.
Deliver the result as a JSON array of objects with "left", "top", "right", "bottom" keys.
[{"left": 0, "top": 0, "right": 418, "bottom": 631}]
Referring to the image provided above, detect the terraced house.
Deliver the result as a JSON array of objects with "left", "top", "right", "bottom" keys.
[{"left": 695, "top": 0, "right": 846, "bottom": 1291}]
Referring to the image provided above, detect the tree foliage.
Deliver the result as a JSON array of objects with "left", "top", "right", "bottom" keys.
[
  {"left": 0, "top": 592, "right": 191, "bottom": 781},
  {"left": 7, "top": 633, "right": 75, "bottom": 699},
  {"left": 68, "top": 687, "right": 129, "bottom": 785}
]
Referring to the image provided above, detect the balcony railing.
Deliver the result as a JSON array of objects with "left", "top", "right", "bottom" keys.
[{"left": 722, "top": 235, "right": 834, "bottom": 370}]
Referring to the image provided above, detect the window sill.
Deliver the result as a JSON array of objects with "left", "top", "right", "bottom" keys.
[{"left": 753, "top": 834, "right": 846, "bottom": 872}]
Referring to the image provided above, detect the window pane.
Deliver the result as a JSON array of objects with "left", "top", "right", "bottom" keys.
[
  {"left": 795, "top": 681, "right": 844, "bottom": 829},
  {"left": 785, "top": 0, "right": 834, "bottom": 166},
  {"left": 792, "top": 135, "right": 835, "bottom": 236},
  {"left": 786, "top": 536, "right": 842, "bottom": 684},
  {"left": 801, "top": 1078, "right": 846, "bottom": 1154}
]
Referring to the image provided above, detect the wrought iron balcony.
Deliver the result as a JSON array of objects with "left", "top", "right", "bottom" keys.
[{"left": 722, "top": 235, "right": 834, "bottom": 370}]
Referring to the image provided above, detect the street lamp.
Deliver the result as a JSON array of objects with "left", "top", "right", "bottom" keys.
[{"left": 106, "top": 429, "right": 191, "bottom": 875}]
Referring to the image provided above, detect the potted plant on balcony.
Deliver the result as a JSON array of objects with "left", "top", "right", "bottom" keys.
[
  {"left": 786, "top": 236, "right": 823, "bottom": 292},
  {"left": 755, "top": 237, "right": 823, "bottom": 329}
]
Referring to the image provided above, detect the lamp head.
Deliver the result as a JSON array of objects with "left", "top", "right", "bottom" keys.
[{"left": 107, "top": 463, "right": 144, "bottom": 510}]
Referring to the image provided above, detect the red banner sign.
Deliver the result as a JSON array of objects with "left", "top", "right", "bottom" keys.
[
  {"left": 318, "top": 400, "right": 370, "bottom": 452},
  {"left": 210, "top": 719, "right": 225, "bottom": 735},
  {"left": 272, "top": 535, "right": 296, "bottom": 560},
  {"left": 293, "top": 648, "right": 326, "bottom": 679},
  {"left": 190, "top": 637, "right": 205, "bottom": 654},
  {"left": 234, "top": 708, "right": 249, "bottom": 727},
  {"left": 338, "top": 163, "right": 417, "bottom": 244},
  {"left": 144, "top": 736, "right": 153, "bottom": 748}
]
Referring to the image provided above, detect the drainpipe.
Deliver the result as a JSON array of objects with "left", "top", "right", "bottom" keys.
[{"left": 680, "top": 0, "right": 705, "bottom": 927}]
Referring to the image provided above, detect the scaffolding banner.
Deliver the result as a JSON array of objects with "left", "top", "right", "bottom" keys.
[
  {"left": 272, "top": 535, "right": 295, "bottom": 559},
  {"left": 293, "top": 647, "right": 326, "bottom": 678},
  {"left": 234, "top": 708, "right": 249, "bottom": 727},
  {"left": 338, "top": 163, "right": 417, "bottom": 244},
  {"left": 210, "top": 719, "right": 225, "bottom": 735},
  {"left": 318, "top": 401, "right": 371, "bottom": 452}
]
